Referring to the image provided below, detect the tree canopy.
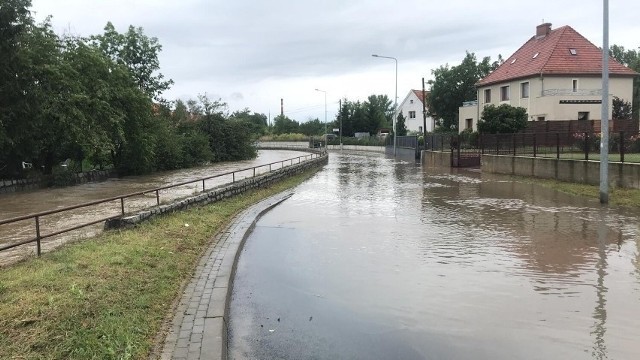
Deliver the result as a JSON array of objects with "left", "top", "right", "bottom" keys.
[
  {"left": 477, "top": 104, "right": 528, "bottom": 134},
  {"left": 427, "top": 52, "right": 500, "bottom": 132},
  {"left": 331, "top": 95, "right": 393, "bottom": 137},
  {"left": 610, "top": 44, "right": 640, "bottom": 121},
  {"left": 0, "top": 1, "right": 261, "bottom": 179}
]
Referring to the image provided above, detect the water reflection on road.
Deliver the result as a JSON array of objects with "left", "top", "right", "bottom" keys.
[
  {"left": 229, "top": 151, "right": 640, "bottom": 359},
  {"left": 0, "top": 150, "right": 305, "bottom": 265}
]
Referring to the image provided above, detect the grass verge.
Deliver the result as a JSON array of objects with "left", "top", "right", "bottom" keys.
[
  {"left": 0, "top": 168, "right": 319, "bottom": 359},
  {"left": 511, "top": 175, "right": 640, "bottom": 208}
]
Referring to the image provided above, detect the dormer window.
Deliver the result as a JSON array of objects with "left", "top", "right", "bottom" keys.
[
  {"left": 569, "top": 49, "right": 577, "bottom": 55},
  {"left": 532, "top": 52, "right": 539, "bottom": 59}
]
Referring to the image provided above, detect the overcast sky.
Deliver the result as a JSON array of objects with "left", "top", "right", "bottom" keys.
[{"left": 31, "top": 0, "right": 640, "bottom": 124}]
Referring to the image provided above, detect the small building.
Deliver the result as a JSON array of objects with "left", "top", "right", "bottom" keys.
[
  {"left": 459, "top": 23, "right": 639, "bottom": 132},
  {"left": 395, "top": 90, "right": 436, "bottom": 133}
]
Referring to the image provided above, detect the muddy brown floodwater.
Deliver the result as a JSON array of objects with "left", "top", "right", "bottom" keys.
[
  {"left": 0, "top": 150, "right": 306, "bottom": 266},
  {"left": 229, "top": 151, "right": 640, "bottom": 360}
]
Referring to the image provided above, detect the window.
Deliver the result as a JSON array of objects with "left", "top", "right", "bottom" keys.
[
  {"left": 537, "top": 116, "right": 546, "bottom": 121},
  {"left": 500, "top": 86, "right": 510, "bottom": 101},
  {"left": 569, "top": 49, "right": 577, "bottom": 55},
  {"left": 466, "top": 118, "right": 473, "bottom": 129},
  {"left": 572, "top": 79, "right": 578, "bottom": 92},
  {"left": 578, "top": 112, "right": 589, "bottom": 121},
  {"left": 484, "top": 89, "right": 491, "bottom": 103},
  {"left": 521, "top": 82, "right": 529, "bottom": 98},
  {"left": 409, "top": 111, "right": 416, "bottom": 119},
  {"left": 409, "top": 100, "right": 414, "bottom": 104}
]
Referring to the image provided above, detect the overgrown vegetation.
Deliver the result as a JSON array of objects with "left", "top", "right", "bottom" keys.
[
  {"left": 0, "top": 168, "right": 319, "bottom": 359},
  {"left": 0, "top": 1, "right": 262, "bottom": 179},
  {"left": 477, "top": 104, "right": 528, "bottom": 134}
]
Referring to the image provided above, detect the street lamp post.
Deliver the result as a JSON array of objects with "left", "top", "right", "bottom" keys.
[
  {"left": 315, "top": 88, "right": 327, "bottom": 146},
  {"left": 372, "top": 54, "right": 397, "bottom": 156}
]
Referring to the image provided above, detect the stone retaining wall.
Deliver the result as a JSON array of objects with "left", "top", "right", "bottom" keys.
[
  {"left": 421, "top": 150, "right": 452, "bottom": 167},
  {"left": 482, "top": 154, "right": 640, "bottom": 189},
  {"left": 0, "top": 169, "right": 114, "bottom": 194},
  {"left": 105, "top": 154, "right": 328, "bottom": 229}
]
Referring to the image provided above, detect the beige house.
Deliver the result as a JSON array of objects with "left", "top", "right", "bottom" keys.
[{"left": 459, "top": 23, "right": 638, "bottom": 132}]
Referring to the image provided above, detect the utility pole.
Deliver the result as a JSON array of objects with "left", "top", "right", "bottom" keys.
[
  {"left": 422, "top": 77, "right": 428, "bottom": 151},
  {"left": 600, "top": 0, "right": 609, "bottom": 204},
  {"left": 339, "top": 99, "right": 343, "bottom": 149}
]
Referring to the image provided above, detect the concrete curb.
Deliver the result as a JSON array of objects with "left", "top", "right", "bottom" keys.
[{"left": 159, "top": 191, "right": 294, "bottom": 360}]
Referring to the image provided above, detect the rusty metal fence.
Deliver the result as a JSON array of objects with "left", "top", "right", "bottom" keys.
[{"left": 0, "top": 152, "right": 325, "bottom": 258}]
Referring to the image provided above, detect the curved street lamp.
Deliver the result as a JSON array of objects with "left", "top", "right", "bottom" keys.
[{"left": 372, "top": 54, "right": 397, "bottom": 156}]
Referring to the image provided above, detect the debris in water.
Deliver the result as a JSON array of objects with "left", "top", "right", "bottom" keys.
[
  {"left": 309, "top": 316, "right": 313, "bottom": 321},
  {"left": 269, "top": 329, "right": 275, "bottom": 333},
  {"left": 277, "top": 318, "right": 280, "bottom": 322}
]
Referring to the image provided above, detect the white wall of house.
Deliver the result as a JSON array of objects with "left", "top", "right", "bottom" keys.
[
  {"left": 463, "top": 76, "right": 634, "bottom": 130},
  {"left": 395, "top": 91, "right": 435, "bottom": 133},
  {"left": 458, "top": 103, "right": 478, "bottom": 131}
]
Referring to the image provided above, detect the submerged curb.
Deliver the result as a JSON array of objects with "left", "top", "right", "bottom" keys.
[{"left": 159, "top": 191, "right": 294, "bottom": 360}]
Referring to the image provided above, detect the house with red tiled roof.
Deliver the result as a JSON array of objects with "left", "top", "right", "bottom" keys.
[
  {"left": 395, "top": 89, "right": 435, "bottom": 133},
  {"left": 459, "top": 23, "right": 639, "bottom": 132}
]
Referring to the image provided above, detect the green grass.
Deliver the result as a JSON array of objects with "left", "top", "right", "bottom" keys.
[
  {"left": 0, "top": 169, "right": 319, "bottom": 359},
  {"left": 511, "top": 175, "right": 640, "bottom": 208}
]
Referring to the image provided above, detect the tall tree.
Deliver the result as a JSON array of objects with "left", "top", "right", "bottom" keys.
[
  {"left": 299, "top": 118, "right": 324, "bottom": 136},
  {"left": 395, "top": 112, "right": 407, "bottom": 136},
  {"left": 0, "top": 0, "right": 34, "bottom": 175},
  {"left": 610, "top": 44, "right": 640, "bottom": 121},
  {"left": 272, "top": 114, "right": 299, "bottom": 134},
  {"left": 91, "top": 22, "right": 173, "bottom": 101},
  {"left": 427, "top": 52, "right": 497, "bottom": 132}
]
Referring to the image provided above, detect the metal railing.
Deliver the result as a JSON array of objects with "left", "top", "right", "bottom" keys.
[
  {"left": 0, "top": 151, "right": 325, "bottom": 257},
  {"left": 541, "top": 89, "right": 602, "bottom": 96},
  {"left": 480, "top": 131, "right": 639, "bottom": 163}
]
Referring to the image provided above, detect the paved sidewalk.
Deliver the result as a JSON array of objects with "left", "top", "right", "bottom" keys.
[{"left": 159, "top": 191, "right": 294, "bottom": 360}]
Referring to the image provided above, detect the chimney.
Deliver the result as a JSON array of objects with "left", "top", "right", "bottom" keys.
[
  {"left": 536, "top": 23, "right": 552, "bottom": 38},
  {"left": 280, "top": 98, "right": 283, "bottom": 116}
]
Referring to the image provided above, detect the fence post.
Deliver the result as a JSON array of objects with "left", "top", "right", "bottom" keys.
[
  {"left": 556, "top": 133, "right": 560, "bottom": 159},
  {"left": 496, "top": 136, "right": 500, "bottom": 155},
  {"left": 512, "top": 134, "right": 516, "bottom": 156},
  {"left": 156, "top": 190, "right": 160, "bottom": 206},
  {"left": 533, "top": 134, "right": 537, "bottom": 157},
  {"left": 35, "top": 216, "right": 41, "bottom": 256},
  {"left": 457, "top": 134, "right": 461, "bottom": 163},
  {"left": 480, "top": 134, "right": 484, "bottom": 154},
  {"left": 584, "top": 132, "right": 589, "bottom": 160},
  {"left": 120, "top": 198, "right": 125, "bottom": 216},
  {"left": 620, "top": 131, "right": 625, "bottom": 163},
  {"left": 202, "top": 179, "right": 206, "bottom": 191},
  {"left": 253, "top": 167, "right": 256, "bottom": 177},
  {"left": 233, "top": 172, "right": 235, "bottom": 183}
]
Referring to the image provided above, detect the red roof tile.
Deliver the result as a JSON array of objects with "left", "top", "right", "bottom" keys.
[
  {"left": 477, "top": 25, "right": 638, "bottom": 87},
  {"left": 411, "top": 90, "right": 429, "bottom": 104}
]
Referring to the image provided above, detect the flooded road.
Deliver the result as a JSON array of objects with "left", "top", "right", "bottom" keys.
[
  {"left": 229, "top": 151, "right": 640, "bottom": 359},
  {"left": 0, "top": 150, "right": 305, "bottom": 265}
]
